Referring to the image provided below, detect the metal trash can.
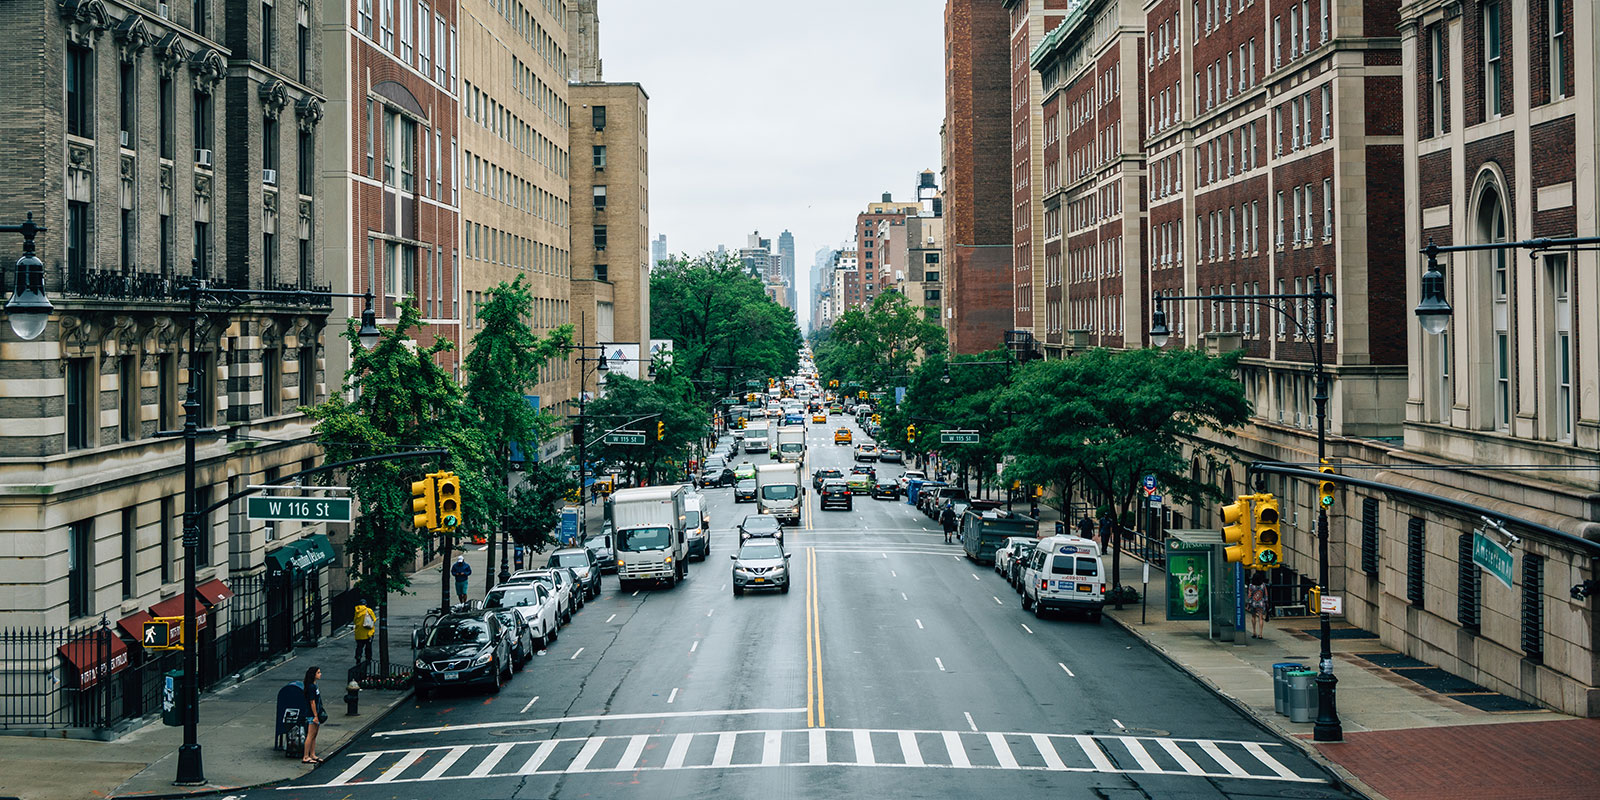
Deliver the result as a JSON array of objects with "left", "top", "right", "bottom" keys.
[
  {"left": 1273, "top": 663, "right": 1305, "bottom": 716},
  {"left": 1287, "top": 669, "right": 1317, "bottom": 723}
]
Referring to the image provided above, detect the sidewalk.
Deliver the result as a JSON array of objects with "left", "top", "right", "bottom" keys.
[
  {"left": 1103, "top": 551, "right": 1600, "bottom": 800},
  {"left": 0, "top": 549, "right": 488, "bottom": 800}
]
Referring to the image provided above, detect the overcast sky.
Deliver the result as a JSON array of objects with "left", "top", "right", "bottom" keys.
[{"left": 599, "top": 0, "right": 945, "bottom": 328}]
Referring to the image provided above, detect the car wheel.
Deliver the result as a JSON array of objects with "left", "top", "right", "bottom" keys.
[
  {"left": 1089, "top": 611, "right": 1103, "bottom": 623},
  {"left": 1033, "top": 599, "right": 1045, "bottom": 619},
  {"left": 1021, "top": 592, "right": 1033, "bottom": 611},
  {"left": 733, "top": 585, "right": 743, "bottom": 596},
  {"left": 548, "top": 624, "right": 558, "bottom": 643},
  {"left": 781, "top": 580, "right": 790, "bottom": 594},
  {"left": 490, "top": 662, "right": 503, "bottom": 693}
]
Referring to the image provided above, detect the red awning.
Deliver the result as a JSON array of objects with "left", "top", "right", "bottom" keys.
[
  {"left": 57, "top": 629, "right": 130, "bottom": 689},
  {"left": 195, "top": 578, "right": 232, "bottom": 606},
  {"left": 116, "top": 611, "right": 153, "bottom": 643},
  {"left": 149, "top": 594, "right": 209, "bottom": 632}
]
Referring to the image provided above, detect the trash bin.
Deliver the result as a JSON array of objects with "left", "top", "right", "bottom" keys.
[
  {"left": 1273, "top": 663, "right": 1305, "bottom": 716},
  {"left": 1287, "top": 669, "right": 1317, "bottom": 723},
  {"left": 161, "top": 670, "right": 183, "bottom": 727}
]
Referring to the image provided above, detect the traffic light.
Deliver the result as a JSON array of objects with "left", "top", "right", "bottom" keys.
[
  {"left": 857, "top": 390, "right": 867, "bottom": 399},
  {"left": 829, "top": 379, "right": 839, "bottom": 388},
  {"left": 1253, "top": 494, "right": 1282, "bottom": 567},
  {"left": 411, "top": 474, "right": 438, "bottom": 531},
  {"left": 434, "top": 471, "right": 461, "bottom": 531},
  {"left": 1318, "top": 463, "right": 1336, "bottom": 510},
  {"left": 656, "top": 420, "right": 666, "bottom": 441},
  {"left": 1221, "top": 495, "right": 1256, "bottom": 567},
  {"left": 906, "top": 424, "right": 917, "bottom": 444}
]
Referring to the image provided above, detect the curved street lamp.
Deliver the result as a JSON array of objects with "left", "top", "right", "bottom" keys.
[
  {"left": 1414, "top": 241, "right": 1453, "bottom": 336},
  {"left": 3, "top": 214, "right": 53, "bottom": 341}
]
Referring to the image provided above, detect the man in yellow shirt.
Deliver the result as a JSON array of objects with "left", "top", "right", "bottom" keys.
[{"left": 353, "top": 598, "right": 376, "bottom": 663}]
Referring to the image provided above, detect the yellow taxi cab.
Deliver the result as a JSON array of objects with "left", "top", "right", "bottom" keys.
[
  {"left": 812, "top": 412, "right": 827, "bottom": 424},
  {"left": 834, "top": 428, "right": 853, "bottom": 445}
]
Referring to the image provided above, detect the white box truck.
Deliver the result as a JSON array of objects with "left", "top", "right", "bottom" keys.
[
  {"left": 775, "top": 425, "right": 806, "bottom": 463},
  {"left": 754, "top": 463, "right": 804, "bottom": 525},
  {"left": 743, "top": 425, "right": 770, "bottom": 454},
  {"left": 607, "top": 485, "right": 689, "bottom": 590}
]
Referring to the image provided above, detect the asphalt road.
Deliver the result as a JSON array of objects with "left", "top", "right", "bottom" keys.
[{"left": 268, "top": 415, "right": 1358, "bottom": 800}]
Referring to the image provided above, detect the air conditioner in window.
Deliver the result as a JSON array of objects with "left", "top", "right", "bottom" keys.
[
  {"left": 158, "top": 2, "right": 169, "bottom": 17},
  {"left": 263, "top": 168, "right": 278, "bottom": 185},
  {"left": 196, "top": 148, "right": 213, "bottom": 167}
]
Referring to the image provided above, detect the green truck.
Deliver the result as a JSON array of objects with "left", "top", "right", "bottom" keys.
[{"left": 961, "top": 508, "right": 1039, "bottom": 565}]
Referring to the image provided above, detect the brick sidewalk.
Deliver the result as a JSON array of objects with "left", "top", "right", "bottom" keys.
[{"left": 1309, "top": 718, "right": 1600, "bottom": 800}]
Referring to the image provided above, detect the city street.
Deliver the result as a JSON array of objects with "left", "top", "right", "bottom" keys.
[{"left": 269, "top": 417, "right": 1354, "bottom": 799}]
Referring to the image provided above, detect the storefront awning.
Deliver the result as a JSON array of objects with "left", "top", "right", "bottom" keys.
[
  {"left": 57, "top": 628, "right": 130, "bottom": 689},
  {"left": 149, "top": 594, "right": 208, "bottom": 632},
  {"left": 115, "top": 611, "right": 153, "bottom": 643},
  {"left": 195, "top": 578, "right": 232, "bottom": 606},
  {"left": 264, "top": 533, "right": 337, "bottom": 575}
]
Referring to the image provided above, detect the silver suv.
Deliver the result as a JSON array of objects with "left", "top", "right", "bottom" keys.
[
  {"left": 730, "top": 539, "right": 791, "bottom": 595},
  {"left": 546, "top": 547, "right": 603, "bottom": 599}
]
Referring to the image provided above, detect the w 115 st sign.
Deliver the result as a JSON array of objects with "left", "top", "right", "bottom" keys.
[{"left": 247, "top": 496, "right": 353, "bottom": 523}]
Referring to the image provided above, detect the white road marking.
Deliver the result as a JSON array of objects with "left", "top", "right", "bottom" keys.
[
  {"left": 372, "top": 750, "right": 424, "bottom": 783},
  {"left": 707, "top": 608, "right": 714, "bottom": 617},
  {"left": 1071, "top": 734, "right": 1116, "bottom": 772},
  {"left": 664, "top": 732, "right": 693, "bottom": 770},
  {"left": 690, "top": 640, "right": 699, "bottom": 653},
  {"left": 421, "top": 746, "right": 471, "bottom": 780},
  {"left": 326, "top": 752, "right": 381, "bottom": 786},
  {"left": 632, "top": 591, "right": 639, "bottom": 597},
  {"left": 890, "top": 570, "right": 897, "bottom": 577},
  {"left": 467, "top": 743, "right": 514, "bottom": 777},
  {"left": 987, "top": 732, "right": 1020, "bottom": 769},
  {"left": 1244, "top": 742, "right": 1302, "bottom": 780},
  {"left": 372, "top": 707, "right": 810, "bottom": 737},
  {"left": 808, "top": 728, "right": 828, "bottom": 765},
  {"left": 1156, "top": 737, "right": 1207, "bottom": 774},
  {"left": 935, "top": 657, "right": 946, "bottom": 671},
  {"left": 1020, "top": 624, "right": 1034, "bottom": 634},
  {"left": 963, "top": 711, "right": 978, "bottom": 732},
  {"left": 943, "top": 731, "right": 971, "bottom": 767},
  {"left": 881, "top": 552, "right": 887, "bottom": 558},
  {"left": 616, "top": 734, "right": 650, "bottom": 772},
  {"left": 1117, "top": 736, "right": 1161, "bottom": 772},
  {"left": 605, "top": 614, "right": 616, "bottom": 623},
  {"left": 1112, "top": 718, "right": 1123, "bottom": 729},
  {"left": 899, "top": 730, "right": 925, "bottom": 766},
  {"left": 1032, "top": 733, "right": 1067, "bottom": 770},
  {"left": 853, "top": 729, "right": 876, "bottom": 765},
  {"left": 761, "top": 730, "right": 782, "bottom": 766},
  {"left": 1198, "top": 740, "right": 1250, "bottom": 777},
  {"left": 901, "top": 592, "right": 908, "bottom": 600},
  {"left": 993, "top": 595, "right": 1003, "bottom": 605},
  {"left": 566, "top": 737, "right": 606, "bottom": 773},
  {"left": 519, "top": 695, "right": 540, "bottom": 714},
  {"left": 569, "top": 647, "right": 584, "bottom": 660},
  {"left": 972, "top": 573, "right": 981, "bottom": 581},
  {"left": 667, "top": 687, "right": 679, "bottom": 704},
  {"left": 1059, "top": 662, "right": 1075, "bottom": 677},
  {"left": 915, "top": 619, "right": 924, "bottom": 629},
  {"left": 712, "top": 732, "right": 736, "bottom": 767}
]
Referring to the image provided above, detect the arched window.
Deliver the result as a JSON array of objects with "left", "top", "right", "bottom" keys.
[{"left": 1474, "top": 182, "right": 1511, "bottom": 431}]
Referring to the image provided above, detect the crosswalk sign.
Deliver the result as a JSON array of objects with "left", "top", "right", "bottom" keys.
[{"left": 143, "top": 617, "right": 182, "bottom": 650}]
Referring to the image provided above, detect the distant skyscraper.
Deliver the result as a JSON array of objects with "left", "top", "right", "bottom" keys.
[
  {"left": 651, "top": 234, "right": 668, "bottom": 266},
  {"left": 778, "top": 230, "right": 797, "bottom": 310}
]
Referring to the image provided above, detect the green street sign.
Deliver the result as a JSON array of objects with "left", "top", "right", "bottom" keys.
[
  {"left": 1472, "top": 531, "right": 1514, "bottom": 590},
  {"left": 604, "top": 432, "right": 648, "bottom": 446},
  {"left": 246, "top": 496, "right": 352, "bottom": 523},
  {"left": 941, "top": 431, "right": 981, "bottom": 444}
]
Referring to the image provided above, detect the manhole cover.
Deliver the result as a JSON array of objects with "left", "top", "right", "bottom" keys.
[
  {"left": 1109, "top": 727, "right": 1169, "bottom": 737},
  {"left": 489, "top": 727, "right": 547, "bottom": 737}
]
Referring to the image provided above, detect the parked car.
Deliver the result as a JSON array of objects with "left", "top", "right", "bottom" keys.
[
  {"left": 819, "top": 478, "right": 853, "bottom": 510},
  {"left": 412, "top": 609, "right": 514, "bottom": 700},
  {"left": 734, "top": 479, "right": 758, "bottom": 503},
  {"left": 834, "top": 428, "right": 853, "bottom": 445},
  {"left": 897, "top": 469, "right": 926, "bottom": 491},
  {"left": 737, "top": 514, "right": 785, "bottom": 544},
  {"left": 547, "top": 547, "right": 603, "bottom": 599},
  {"left": 483, "top": 580, "right": 560, "bottom": 648},
  {"left": 871, "top": 479, "right": 901, "bottom": 500},
  {"left": 508, "top": 568, "right": 578, "bottom": 623},
  {"left": 812, "top": 468, "right": 843, "bottom": 490},
  {"left": 489, "top": 608, "right": 537, "bottom": 668},
  {"left": 730, "top": 539, "right": 791, "bottom": 595},
  {"left": 585, "top": 531, "right": 616, "bottom": 573},
  {"left": 994, "top": 536, "right": 1036, "bottom": 585},
  {"left": 853, "top": 444, "right": 878, "bottom": 462},
  {"left": 878, "top": 448, "right": 903, "bottom": 463}
]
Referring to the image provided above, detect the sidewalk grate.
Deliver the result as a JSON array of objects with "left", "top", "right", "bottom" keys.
[
  {"left": 1388, "top": 667, "right": 1485, "bottom": 695},
  {"left": 1448, "top": 693, "right": 1541, "bottom": 713},
  {"left": 1297, "top": 626, "right": 1378, "bottom": 639},
  {"left": 1358, "top": 653, "right": 1428, "bottom": 669}
]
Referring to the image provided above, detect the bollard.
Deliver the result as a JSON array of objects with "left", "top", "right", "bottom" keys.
[{"left": 345, "top": 679, "right": 361, "bottom": 715}]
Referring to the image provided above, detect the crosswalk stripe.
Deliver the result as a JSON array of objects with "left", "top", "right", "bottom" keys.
[
  {"left": 1243, "top": 742, "right": 1301, "bottom": 780},
  {"left": 761, "top": 731, "right": 782, "bottom": 766},
  {"left": 899, "top": 731, "right": 924, "bottom": 767},
  {"left": 808, "top": 728, "right": 827, "bottom": 765},
  {"left": 1198, "top": 740, "right": 1249, "bottom": 777},
  {"left": 664, "top": 733, "right": 693, "bottom": 770},
  {"left": 372, "top": 750, "right": 424, "bottom": 783},
  {"left": 1157, "top": 737, "right": 1206, "bottom": 774},
  {"left": 942, "top": 731, "right": 970, "bottom": 768},
  {"left": 986, "top": 732, "right": 1019, "bottom": 770},
  {"left": 422, "top": 746, "right": 471, "bottom": 780},
  {"left": 1031, "top": 733, "right": 1066, "bottom": 771},
  {"left": 1070, "top": 735, "right": 1116, "bottom": 772},
  {"left": 853, "top": 729, "right": 876, "bottom": 766},
  {"left": 468, "top": 743, "right": 514, "bottom": 777},
  {"left": 517, "top": 741, "right": 558, "bottom": 775},
  {"left": 712, "top": 732, "right": 736, "bottom": 767},
  {"left": 616, "top": 735, "right": 650, "bottom": 772},
  {"left": 1116, "top": 736, "right": 1161, "bottom": 772},
  {"left": 567, "top": 737, "right": 606, "bottom": 773},
  {"left": 327, "top": 752, "right": 380, "bottom": 786}
]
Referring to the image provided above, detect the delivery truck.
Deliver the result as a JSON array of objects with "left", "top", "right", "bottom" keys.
[
  {"left": 775, "top": 425, "right": 806, "bottom": 463},
  {"left": 607, "top": 485, "right": 688, "bottom": 590},
  {"left": 755, "top": 463, "right": 804, "bottom": 526}
]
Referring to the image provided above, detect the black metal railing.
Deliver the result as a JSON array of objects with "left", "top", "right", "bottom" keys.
[
  {"left": 1117, "top": 523, "right": 1168, "bottom": 569},
  {"left": 62, "top": 267, "right": 175, "bottom": 301}
]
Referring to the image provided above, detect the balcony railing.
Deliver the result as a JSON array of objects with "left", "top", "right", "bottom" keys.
[{"left": 61, "top": 268, "right": 332, "bottom": 308}]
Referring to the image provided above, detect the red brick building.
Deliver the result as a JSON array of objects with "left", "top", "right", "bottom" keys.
[
  {"left": 854, "top": 196, "right": 923, "bottom": 311},
  {"left": 944, "top": 0, "right": 1015, "bottom": 354}
]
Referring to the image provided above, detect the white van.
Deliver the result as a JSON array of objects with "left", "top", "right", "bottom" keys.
[
  {"left": 1020, "top": 535, "right": 1106, "bottom": 621},
  {"left": 684, "top": 493, "right": 710, "bottom": 561}
]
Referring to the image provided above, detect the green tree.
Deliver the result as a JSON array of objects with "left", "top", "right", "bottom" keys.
[
  {"left": 650, "top": 252, "right": 801, "bottom": 402},
  {"left": 815, "top": 291, "right": 945, "bottom": 392},
  {"left": 462, "top": 276, "right": 575, "bottom": 578},
  {"left": 582, "top": 373, "right": 710, "bottom": 486}
]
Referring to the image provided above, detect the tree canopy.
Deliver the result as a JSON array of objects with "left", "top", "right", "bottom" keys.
[
  {"left": 813, "top": 291, "right": 945, "bottom": 393},
  {"left": 650, "top": 252, "right": 801, "bottom": 403}
]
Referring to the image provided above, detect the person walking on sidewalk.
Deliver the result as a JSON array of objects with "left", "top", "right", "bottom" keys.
[
  {"left": 302, "top": 666, "right": 325, "bottom": 764},
  {"left": 1247, "top": 572, "right": 1270, "bottom": 638},
  {"left": 1077, "top": 513, "right": 1095, "bottom": 540},
  {"left": 352, "top": 598, "right": 376, "bottom": 663},
  {"left": 451, "top": 556, "right": 472, "bottom": 604}
]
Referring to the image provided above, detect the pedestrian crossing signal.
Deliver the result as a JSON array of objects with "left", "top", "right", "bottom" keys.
[{"left": 142, "top": 617, "right": 182, "bottom": 650}]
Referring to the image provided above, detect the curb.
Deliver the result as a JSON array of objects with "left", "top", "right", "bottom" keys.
[
  {"left": 1104, "top": 609, "right": 1384, "bottom": 800},
  {"left": 107, "top": 688, "right": 413, "bottom": 800}
]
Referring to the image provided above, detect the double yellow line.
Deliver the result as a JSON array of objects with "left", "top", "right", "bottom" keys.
[{"left": 804, "top": 546, "right": 826, "bottom": 727}]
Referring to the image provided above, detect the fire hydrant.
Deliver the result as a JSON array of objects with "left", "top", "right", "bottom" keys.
[{"left": 345, "top": 679, "right": 361, "bottom": 715}]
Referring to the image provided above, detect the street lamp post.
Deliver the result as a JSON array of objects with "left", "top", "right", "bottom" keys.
[
  {"left": 571, "top": 332, "right": 610, "bottom": 545},
  {"left": 1150, "top": 269, "right": 1341, "bottom": 742}
]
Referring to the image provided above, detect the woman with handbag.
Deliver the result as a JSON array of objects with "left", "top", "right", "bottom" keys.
[{"left": 302, "top": 666, "right": 326, "bottom": 764}]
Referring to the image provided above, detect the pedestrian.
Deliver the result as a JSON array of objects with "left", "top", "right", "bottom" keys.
[
  {"left": 1077, "top": 513, "right": 1095, "bottom": 540},
  {"left": 352, "top": 598, "right": 376, "bottom": 663},
  {"left": 940, "top": 502, "right": 958, "bottom": 545},
  {"left": 451, "top": 555, "right": 472, "bottom": 604},
  {"left": 1247, "top": 572, "right": 1270, "bottom": 639},
  {"left": 302, "top": 666, "right": 325, "bottom": 764},
  {"left": 1098, "top": 514, "right": 1114, "bottom": 546}
]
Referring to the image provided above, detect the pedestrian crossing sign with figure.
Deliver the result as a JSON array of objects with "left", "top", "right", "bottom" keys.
[{"left": 143, "top": 617, "right": 183, "bottom": 650}]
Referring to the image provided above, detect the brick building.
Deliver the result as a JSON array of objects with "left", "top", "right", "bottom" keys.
[
  {"left": 943, "top": 0, "right": 1014, "bottom": 354},
  {"left": 855, "top": 196, "right": 922, "bottom": 311}
]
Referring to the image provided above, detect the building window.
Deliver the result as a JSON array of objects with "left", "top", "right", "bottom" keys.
[
  {"left": 193, "top": 352, "right": 215, "bottom": 426},
  {"left": 594, "top": 263, "right": 608, "bottom": 282},
  {"left": 592, "top": 105, "right": 606, "bottom": 130},
  {"left": 159, "top": 77, "right": 174, "bottom": 159},
  {"left": 1478, "top": 186, "right": 1510, "bottom": 430},
  {"left": 593, "top": 145, "right": 606, "bottom": 168},
  {"left": 1521, "top": 554, "right": 1544, "bottom": 661},
  {"left": 194, "top": 486, "right": 212, "bottom": 568},
  {"left": 1548, "top": 254, "right": 1572, "bottom": 440},
  {"left": 1457, "top": 532, "right": 1480, "bottom": 631},
  {"left": 1323, "top": 178, "right": 1333, "bottom": 239},
  {"left": 158, "top": 353, "right": 177, "bottom": 431},
  {"left": 193, "top": 90, "right": 213, "bottom": 154},
  {"left": 594, "top": 225, "right": 608, "bottom": 251},
  {"left": 66, "top": 358, "right": 93, "bottom": 451},
  {"left": 261, "top": 2, "right": 275, "bottom": 66},
  {"left": 299, "top": 345, "right": 316, "bottom": 405},
  {"left": 298, "top": 129, "right": 313, "bottom": 195},
  {"left": 119, "top": 61, "right": 136, "bottom": 147},
  {"left": 1321, "top": 85, "right": 1331, "bottom": 139},
  {"left": 593, "top": 185, "right": 606, "bottom": 211},
  {"left": 120, "top": 355, "right": 139, "bottom": 442},
  {"left": 193, "top": 0, "right": 208, "bottom": 36},
  {"left": 159, "top": 497, "right": 174, "bottom": 584},
  {"left": 66, "top": 45, "right": 93, "bottom": 138},
  {"left": 263, "top": 116, "right": 279, "bottom": 177},
  {"left": 121, "top": 507, "right": 136, "bottom": 599},
  {"left": 1430, "top": 26, "right": 1445, "bottom": 136},
  {"left": 1549, "top": 0, "right": 1567, "bottom": 99},
  {"left": 69, "top": 520, "right": 93, "bottom": 618},
  {"left": 418, "top": 2, "right": 430, "bottom": 76},
  {"left": 193, "top": 220, "right": 210, "bottom": 276},
  {"left": 263, "top": 348, "right": 281, "bottom": 416},
  {"left": 1484, "top": 2, "right": 1502, "bottom": 117},
  {"left": 380, "top": 0, "right": 393, "bottom": 49},
  {"left": 382, "top": 109, "right": 396, "bottom": 184},
  {"left": 399, "top": 0, "right": 412, "bottom": 62},
  {"left": 299, "top": 237, "right": 313, "bottom": 288}
]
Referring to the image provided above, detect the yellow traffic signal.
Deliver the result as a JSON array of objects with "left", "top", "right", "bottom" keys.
[
  {"left": 656, "top": 420, "right": 666, "bottom": 441},
  {"left": 1221, "top": 495, "right": 1255, "bottom": 566},
  {"left": 434, "top": 471, "right": 461, "bottom": 531},
  {"left": 1253, "top": 494, "right": 1282, "bottom": 567},
  {"left": 1319, "top": 463, "right": 1336, "bottom": 509},
  {"left": 906, "top": 424, "right": 917, "bottom": 444},
  {"left": 857, "top": 390, "right": 867, "bottom": 399},
  {"left": 411, "top": 475, "right": 438, "bottom": 531},
  {"left": 829, "top": 379, "right": 839, "bottom": 387}
]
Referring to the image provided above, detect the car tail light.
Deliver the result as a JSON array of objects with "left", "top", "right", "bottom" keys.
[
  {"left": 1040, "top": 579, "right": 1048, "bottom": 591},
  {"left": 1100, "top": 584, "right": 1107, "bottom": 594}
]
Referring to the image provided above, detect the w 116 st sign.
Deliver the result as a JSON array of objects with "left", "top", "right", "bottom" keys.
[{"left": 247, "top": 496, "right": 353, "bottom": 523}]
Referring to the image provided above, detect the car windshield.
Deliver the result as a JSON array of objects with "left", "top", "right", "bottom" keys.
[
  {"left": 555, "top": 552, "right": 590, "bottom": 568},
  {"left": 742, "top": 517, "right": 781, "bottom": 533},
  {"left": 584, "top": 536, "right": 610, "bottom": 552},
  {"left": 824, "top": 480, "right": 846, "bottom": 489},
  {"left": 738, "top": 480, "right": 756, "bottom": 489},
  {"left": 761, "top": 485, "right": 798, "bottom": 500},
  {"left": 619, "top": 526, "right": 673, "bottom": 551},
  {"left": 485, "top": 587, "right": 543, "bottom": 609},
  {"left": 685, "top": 511, "right": 702, "bottom": 530},
  {"left": 738, "top": 543, "right": 784, "bottom": 561},
  {"left": 426, "top": 618, "right": 489, "bottom": 646}
]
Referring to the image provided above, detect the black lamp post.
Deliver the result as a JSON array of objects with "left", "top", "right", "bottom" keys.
[
  {"left": 1150, "top": 271, "right": 1342, "bottom": 742},
  {"left": 1, "top": 214, "right": 53, "bottom": 341},
  {"left": 571, "top": 336, "right": 610, "bottom": 546}
]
